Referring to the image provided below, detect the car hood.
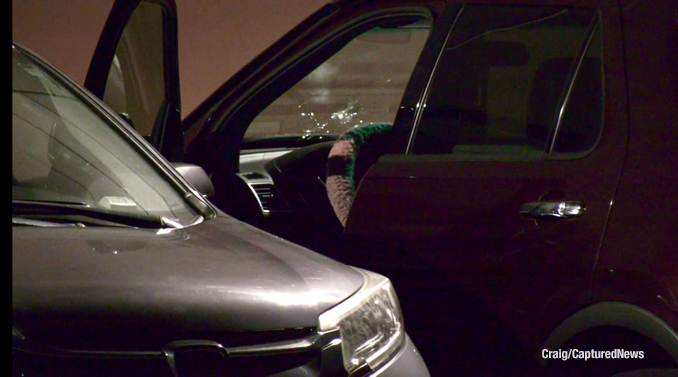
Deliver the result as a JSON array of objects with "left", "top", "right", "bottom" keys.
[{"left": 12, "top": 215, "right": 363, "bottom": 351}]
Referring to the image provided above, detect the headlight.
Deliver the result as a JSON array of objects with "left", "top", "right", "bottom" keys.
[{"left": 318, "top": 268, "right": 404, "bottom": 374}]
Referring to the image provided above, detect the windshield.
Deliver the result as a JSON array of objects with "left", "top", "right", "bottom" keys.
[{"left": 12, "top": 46, "right": 199, "bottom": 226}]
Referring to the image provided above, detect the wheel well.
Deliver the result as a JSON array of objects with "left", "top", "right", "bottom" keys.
[
  {"left": 539, "top": 302, "right": 678, "bottom": 374},
  {"left": 544, "top": 326, "right": 677, "bottom": 375}
]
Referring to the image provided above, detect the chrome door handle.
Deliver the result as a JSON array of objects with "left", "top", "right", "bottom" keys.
[{"left": 520, "top": 201, "right": 586, "bottom": 220}]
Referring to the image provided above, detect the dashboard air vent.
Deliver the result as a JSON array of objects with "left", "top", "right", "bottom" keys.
[{"left": 251, "top": 183, "right": 277, "bottom": 213}]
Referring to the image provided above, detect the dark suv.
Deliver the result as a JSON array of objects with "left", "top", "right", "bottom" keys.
[{"left": 33, "top": 0, "right": 677, "bottom": 375}]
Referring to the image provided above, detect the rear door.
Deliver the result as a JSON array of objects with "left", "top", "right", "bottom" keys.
[
  {"left": 85, "top": 0, "right": 183, "bottom": 161},
  {"left": 345, "top": 1, "right": 628, "bottom": 348}
]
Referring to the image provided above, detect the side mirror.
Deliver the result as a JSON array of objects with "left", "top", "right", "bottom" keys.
[{"left": 171, "top": 163, "right": 215, "bottom": 200}]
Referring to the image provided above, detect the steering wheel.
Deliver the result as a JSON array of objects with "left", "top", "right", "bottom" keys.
[{"left": 326, "top": 123, "right": 392, "bottom": 227}]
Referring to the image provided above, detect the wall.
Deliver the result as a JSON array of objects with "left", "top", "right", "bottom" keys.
[{"left": 12, "top": 0, "right": 329, "bottom": 116}]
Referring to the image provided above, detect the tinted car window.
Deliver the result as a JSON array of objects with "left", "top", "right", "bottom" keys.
[
  {"left": 551, "top": 27, "right": 603, "bottom": 154},
  {"left": 412, "top": 6, "right": 602, "bottom": 158},
  {"left": 12, "top": 46, "right": 198, "bottom": 225}
]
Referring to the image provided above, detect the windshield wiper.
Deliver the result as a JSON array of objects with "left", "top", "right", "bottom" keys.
[
  {"left": 12, "top": 217, "right": 82, "bottom": 228},
  {"left": 12, "top": 200, "right": 177, "bottom": 229}
]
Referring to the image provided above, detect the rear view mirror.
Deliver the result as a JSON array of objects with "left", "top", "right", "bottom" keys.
[{"left": 171, "top": 163, "right": 215, "bottom": 199}]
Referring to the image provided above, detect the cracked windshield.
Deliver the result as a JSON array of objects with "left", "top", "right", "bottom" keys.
[
  {"left": 12, "top": 47, "right": 199, "bottom": 226},
  {"left": 245, "top": 19, "right": 430, "bottom": 140}
]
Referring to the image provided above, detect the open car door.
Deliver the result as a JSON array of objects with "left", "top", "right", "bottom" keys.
[{"left": 84, "top": 0, "right": 183, "bottom": 161}]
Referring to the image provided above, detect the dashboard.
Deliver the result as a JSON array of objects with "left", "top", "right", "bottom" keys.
[
  {"left": 237, "top": 149, "right": 291, "bottom": 216},
  {"left": 236, "top": 139, "right": 338, "bottom": 218},
  {"left": 232, "top": 134, "right": 386, "bottom": 255}
]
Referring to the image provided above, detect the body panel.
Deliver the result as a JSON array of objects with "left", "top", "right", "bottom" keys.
[
  {"left": 344, "top": 0, "right": 629, "bottom": 350},
  {"left": 592, "top": 0, "right": 678, "bottom": 336},
  {"left": 13, "top": 215, "right": 363, "bottom": 350}
]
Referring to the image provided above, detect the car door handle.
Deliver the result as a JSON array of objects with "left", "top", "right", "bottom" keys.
[{"left": 519, "top": 201, "right": 586, "bottom": 220}]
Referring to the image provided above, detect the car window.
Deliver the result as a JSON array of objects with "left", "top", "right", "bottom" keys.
[
  {"left": 411, "top": 6, "right": 602, "bottom": 158},
  {"left": 12, "top": 46, "right": 199, "bottom": 225},
  {"left": 551, "top": 26, "right": 602, "bottom": 155},
  {"left": 244, "top": 19, "right": 431, "bottom": 140},
  {"left": 102, "top": 1, "right": 165, "bottom": 139}
]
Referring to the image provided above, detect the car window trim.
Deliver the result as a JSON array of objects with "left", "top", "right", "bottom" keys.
[
  {"left": 546, "top": 16, "right": 603, "bottom": 158},
  {"left": 405, "top": 4, "right": 463, "bottom": 154}
]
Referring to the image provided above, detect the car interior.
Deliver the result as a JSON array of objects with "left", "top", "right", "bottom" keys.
[{"left": 183, "top": 16, "right": 433, "bottom": 256}]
